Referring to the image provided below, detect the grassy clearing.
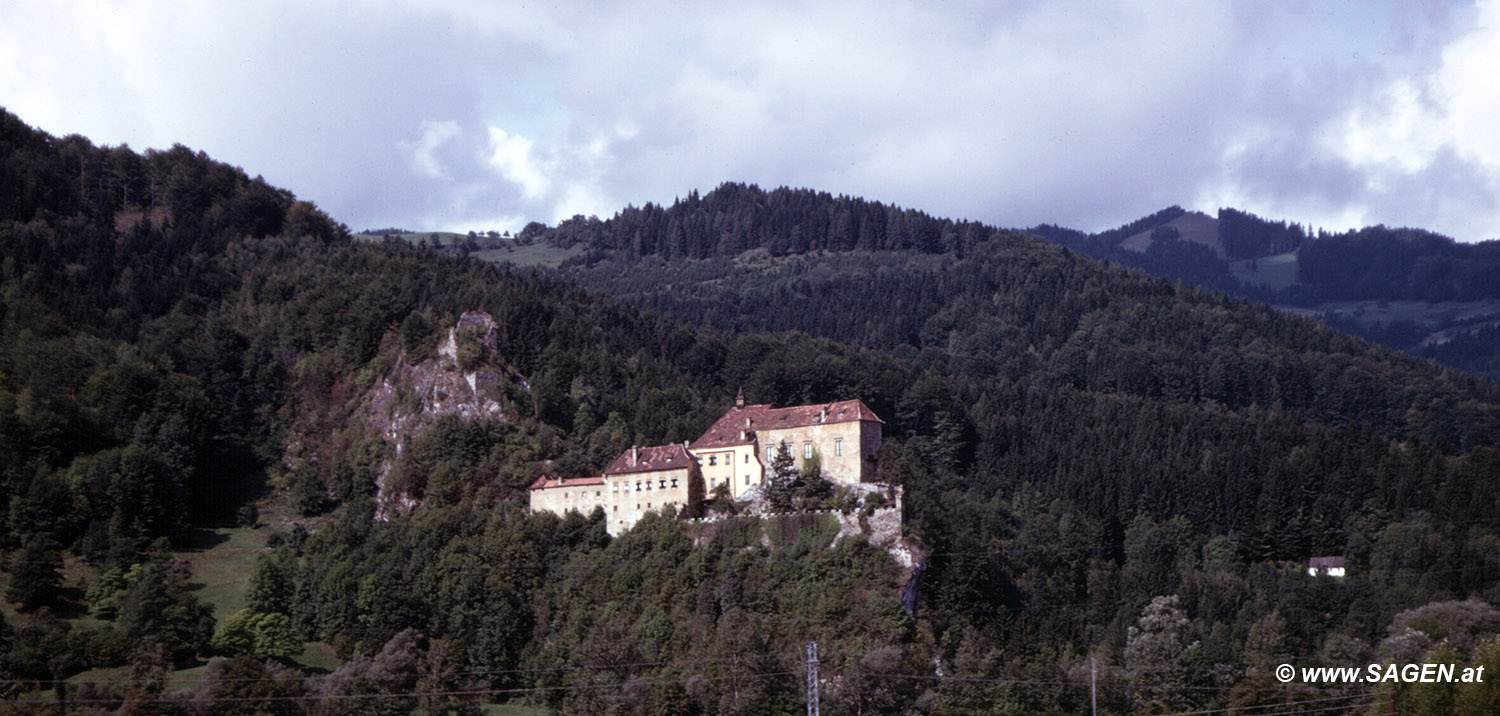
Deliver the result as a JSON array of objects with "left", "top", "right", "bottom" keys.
[
  {"left": 1229, "top": 252, "right": 1299, "bottom": 291},
  {"left": 172, "top": 526, "right": 271, "bottom": 619},
  {"left": 356, "top": 231, "right": 471, "bottom": 247},
  {"left": 1316, "top": 299, "right": 1500, "bottom": 327},
  {"left": 67, "top": 662, "right": 207, "bottom": 693},
  {"left": 353, "top": 229, "right": 585, "bottom": 269},
  {"left": 293, "top": 641, "right": 342, "bottom": 673},
  {"left": 473, "top": 242, "right": 584, "bottom": 268}
]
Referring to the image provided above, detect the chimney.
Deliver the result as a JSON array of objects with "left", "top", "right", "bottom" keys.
[
  {"left": 632, "top": 446, "right": 638, "bottom": 466},
  {"left": 735, "top": 386, "right": 745, "bottom": 408},
  {"left": 745, "top": 416, "right": 751, "bottom": 429},
  {"left": 820, "top": 407, "right": 827, "bottom": 423}
]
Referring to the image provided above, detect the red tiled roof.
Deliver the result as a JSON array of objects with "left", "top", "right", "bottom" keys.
[
  {"left": 529, "top": 475, "right": 604, "bottom": 490},
  {"left": 604, "top": 444, "right": 693, "bottom": 476},
  {"left": 689, "top": 399, "right": 882, "bottom": 449}
]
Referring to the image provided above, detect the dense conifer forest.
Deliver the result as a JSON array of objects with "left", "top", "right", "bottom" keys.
[
  {"left": 4, "top": 109, "right": 1500, "bottom": 713},
  {"left": 1028, "top": 206, "right": 1500, "bottom": 378}
]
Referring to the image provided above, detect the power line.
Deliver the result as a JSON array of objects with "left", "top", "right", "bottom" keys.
[
  {"left": 18, "top": 669, "right": 801, "bottom": 706},
  {"left": 1152, "top": 692, "right": 1373, "bottom": 716}
]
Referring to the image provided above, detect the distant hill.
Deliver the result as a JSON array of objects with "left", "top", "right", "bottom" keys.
[
  {"left": 1029, "top": 207, "right": 1500, "bottom": 379},
  {"left": 480, "top": 183, "right": 1500, "bottom": 449}
]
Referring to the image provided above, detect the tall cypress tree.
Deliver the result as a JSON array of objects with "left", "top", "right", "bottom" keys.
[{"left": 766, "top": 442, "right": 796, "bottom": 512}]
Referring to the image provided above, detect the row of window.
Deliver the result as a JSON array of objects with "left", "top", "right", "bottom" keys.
[
  {"left": 763, "top": 438, "right": 843, "bottom": 462},
  {"left": 706, "top": 453, "right": 754, "bottom": 466},
  {"left": 610, "top": 478, "right": 680, "bottom": 492},
  {"left": 699, "top": 435, "right": 846, "bottom": 468}
]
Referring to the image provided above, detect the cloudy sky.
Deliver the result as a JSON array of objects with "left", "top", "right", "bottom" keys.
[{"left": 3, "top": 1, "right": 1497, "bottom": 241}]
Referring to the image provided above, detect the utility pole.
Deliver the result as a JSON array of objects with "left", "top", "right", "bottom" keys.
[
  {"left": 806, "top": 641, "right": 820, "bottom": 716},
  {"left": 1090, "top": 657, "right": 1097, "bottom": 716}
]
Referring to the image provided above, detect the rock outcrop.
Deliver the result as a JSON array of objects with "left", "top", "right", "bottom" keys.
[{"left": 362, "top": 311, "right": 523, "bottom": 516}]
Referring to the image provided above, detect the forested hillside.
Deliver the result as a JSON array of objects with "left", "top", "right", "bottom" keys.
[
  {"left": 6, "top": 112, "right": 1500, "bottom": 713},
  {"left": 537, "top": 183, "right": 1500, "bottom": 449},
  {"left": 1031, "top": 206, "right": 1500, "bottom": 379}
]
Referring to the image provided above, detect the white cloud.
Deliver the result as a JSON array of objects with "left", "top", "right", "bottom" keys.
[
  {"left": 486, "top": 127, "right": 551, "bottom": 200},
  {"left": 1198, "top": 0, "right": 1500, "bottom": 240},
  {"left": 402, "top": 120, "right": 463, "bottom": 179},
  {"left": 1, "top": 0, "right": 1493, "bottom": 239}
]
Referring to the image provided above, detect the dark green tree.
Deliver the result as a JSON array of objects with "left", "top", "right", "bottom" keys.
[
  {"left": 247, "top": 550, "right": 295, "bottom": 615},
  {"left": 117, "top": 552, "right": 215, "bottom": 664},
  {"left": 796, "top": 458, "right": 833, "bottom": 507},
  {"left": 7, "top": 536, "right": 63, "bottom": 611},
  {"left": 681, "top": 455, "right": 707, "bottom": 519},
  {"left": 766, "top": 442, "right": 796, "bottom": 512}
]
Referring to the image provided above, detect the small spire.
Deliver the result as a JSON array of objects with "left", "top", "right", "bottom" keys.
[{"left": 735, "top": 386, "right": 745, "bottom": 408}]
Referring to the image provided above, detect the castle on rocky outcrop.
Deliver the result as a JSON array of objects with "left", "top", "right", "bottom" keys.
[{"left": 529, "top": 390, "right": 884, "bottom": 535}]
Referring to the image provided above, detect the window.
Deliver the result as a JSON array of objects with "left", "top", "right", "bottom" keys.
[
  {"left": 659, "top": 479, "right": 666, "bottom": 489},
  {"left": 804, "top": 441, "right": 813, "bottom": 459},
  {"left": 613, "top": 505, "right": 617, "bottom": 512},
  {"left": 744, "top": 454, "right": 749, "bottom": 464},
  {"left": 671, "top": 478, "right": 678, "bottom": 488},
  {"left": 709, "top": 456, "right": 716, "bottom": 466},
  {"left": 744, "top": 474, "right": 750, "bottom": 485},
  {"left": 834, "top": 438, "right": 843, "bottom": 456},
  {"left": 766, "top": 446, "right": 774, "bottom": 462},
  {"left": 646, "top": 481, "right": 652, "bottom": 490},
  {"left": 635, "top": 481, "right": 641, "bottom": 492}
]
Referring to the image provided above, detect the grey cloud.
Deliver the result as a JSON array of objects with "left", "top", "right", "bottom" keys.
[{"left": 2, "top": 0, "right": 1492, "bottom": 240}]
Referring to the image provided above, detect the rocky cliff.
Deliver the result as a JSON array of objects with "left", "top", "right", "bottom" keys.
[{"left": 360, "top": 311, "right": 525, "bottom": 515}]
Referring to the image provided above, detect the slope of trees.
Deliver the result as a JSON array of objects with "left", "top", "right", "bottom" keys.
[
  {"left": 538, "top": 183, "right": 1500, "bottom": 450},
  {"left": 7, "top": 110, "right": 1500, "bottom": 712}
]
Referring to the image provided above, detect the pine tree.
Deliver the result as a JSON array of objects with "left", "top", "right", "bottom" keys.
[
  {"left": 766, "top": 442, "right": 796, "bottom": 512},
  {"left": 682, "top": 457, "right": 707, "bottom": 519}
]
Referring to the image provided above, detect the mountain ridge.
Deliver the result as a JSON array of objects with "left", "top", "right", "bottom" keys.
[{"left": 1027, "top": 204, "right": 1500, "bottom": 378}]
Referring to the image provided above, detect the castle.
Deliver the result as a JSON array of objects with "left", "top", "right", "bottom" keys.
[{"left": 529, "top": 391, "right": 884, "bottom": 535}]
